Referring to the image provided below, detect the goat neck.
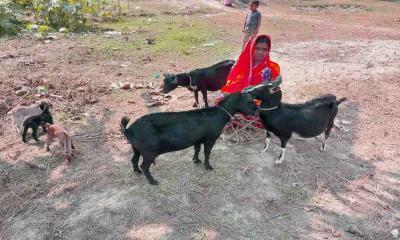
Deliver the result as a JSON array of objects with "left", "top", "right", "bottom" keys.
[
  {"left": 217, "top": 97, "right": 237, "bottom": 121},
  {"left": 259, "top": 89, "right": 282, "bottom": 112},
  {"left": 176, "top": 73, "right": 195, "bottom": 88}
]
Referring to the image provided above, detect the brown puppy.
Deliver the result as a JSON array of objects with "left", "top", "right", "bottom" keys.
[{"left": 42, "top": 123, "right": 75, "bottom": 162}]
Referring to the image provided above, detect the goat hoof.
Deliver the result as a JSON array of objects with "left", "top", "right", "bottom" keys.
[
  {"left": 274, "top": 159, "right": 283, "bottom": 165},
  {"left": 193, "top": 159, "right": 201, "bottom": 164},
  {"left": 204, "top": 165, "right": 213, "bottom": 170},
  {"left": 192, "top": 103, "right": 198, "bottom": 108},
  {"left": 261, "top": 148, "right": 269, "bottom": 153},
  {"left": 320, "top": 145, "right": 326, "bottom": 152},
  {"left": 134, "top": 169, "right": 142, "bottom": 174},
  {"left": 149, "top": 179, "right": 159, "bottom": 185}
]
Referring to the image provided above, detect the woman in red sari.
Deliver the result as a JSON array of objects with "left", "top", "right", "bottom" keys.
[{"left": 219, "top": 34, "right": 281, "bottom": 98}]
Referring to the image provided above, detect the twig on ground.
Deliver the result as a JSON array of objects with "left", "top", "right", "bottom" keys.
[
  {"left": 303, "top": 205, "right": 320, "bottom": 212},
  {"left": 49, "top": 94, "right": 64, "bottom": 100},
  {"left": 320, "top": 169, "right": 351, "bottom": 184}
]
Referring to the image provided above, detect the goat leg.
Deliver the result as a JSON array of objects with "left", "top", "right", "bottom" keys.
[
  {"left": 141, "top": 158, "right": 158, "bottom": 185},
  {"left": 321, "top": 127, "right": 333, "bottom": 152},
  {"left": 321, "top": 117, "right": 334, "bottom": 151},
  {"left": 262, "top": 131, "right": 272, "bottom": 152},
  {"left": 193, "top": 91, "right": 199, "bottom": 108},
  {"left": 192, "top": 143, "right": 201, "bottom": 164},
  {"left": 275, "top": 148, "right": 286, "bottom": 164},
  {"left": 274, "top": 137, "right": 289, "bottom": 164},
  {"left": 201, "top": 90, "right": 209, "bottom": 108},
  {"left": 131, "top": 149, "right": 142, "bottom": 174},
  {"left": 203, "top": 140, "right": 216, "bottom": 170}
]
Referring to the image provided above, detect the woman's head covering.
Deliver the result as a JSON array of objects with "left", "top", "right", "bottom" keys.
[{"left": 221, "top": 34, "right": 280, "bottom": 94}]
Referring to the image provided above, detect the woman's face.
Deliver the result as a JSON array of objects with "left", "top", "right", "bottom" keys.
[{"left": 253, "top": 42, "right": 269, "bottom": 63}]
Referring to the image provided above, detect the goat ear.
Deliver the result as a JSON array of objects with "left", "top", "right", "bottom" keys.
[
  {"left": 163, "top": 73, "right": 171, "bottom": 78},
  {"left": 171, "top": 76, "right": 178, "bottom": 84},
  {"left": 242, "top": 86, "right": 253, "bottom": 93}
]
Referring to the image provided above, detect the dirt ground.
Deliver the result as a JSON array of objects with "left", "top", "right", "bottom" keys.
[{"left": 0, "top": 0, "right": 399, "bottom": 239}]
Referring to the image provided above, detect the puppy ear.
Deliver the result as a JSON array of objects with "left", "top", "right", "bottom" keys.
[
  {"left": 42, "top": 105, "right": 49, "bottom": 112},
  {"left": 39, "top": 102, "right": 45, "bottom": 111}
]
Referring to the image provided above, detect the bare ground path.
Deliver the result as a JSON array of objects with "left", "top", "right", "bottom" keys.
[{"left": 1, "top": 0, "right": 399, "bottom": 239}]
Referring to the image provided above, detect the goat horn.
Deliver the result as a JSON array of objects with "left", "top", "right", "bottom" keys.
[{"left": 266, "top": 75, "right": 282, "bottom": 87}]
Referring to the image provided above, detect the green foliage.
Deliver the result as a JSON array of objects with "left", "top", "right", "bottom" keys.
[
  {"left": 30, "top": 0, "right": 121, "bottom": 31},
  {"left": 0, "top": 0, "right": 24, "bottom": 35},
  {"left": 32, "top": 0, "right": 87, "bottom": 31},
  {"left": 0, "top": 0, "right": 119, "bottom": 35}
]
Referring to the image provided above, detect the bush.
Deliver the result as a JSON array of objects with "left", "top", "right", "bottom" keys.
[
  {"left": 32, "top": 0, "right": 87, "bottom": 31},
  {"left": 1, "top": 0, "right": 119, "bottom": 35},
  {"left": 0, "top": 0, "right": 24, "bottom": 35}
]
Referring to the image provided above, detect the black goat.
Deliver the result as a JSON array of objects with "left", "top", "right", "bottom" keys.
[
  {"left": 22, "top": 105, "right": 54, "bottom": 143},
  {"left": 245, "top": 81, "right": 347, "bottom": 164},
  {"left": 162, "top": 60, "right": 235, "bottom": 108},
  {"left": 120, "top": 92, "right": 257, "bottom": 185}
]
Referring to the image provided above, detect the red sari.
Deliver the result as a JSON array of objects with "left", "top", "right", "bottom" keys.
[{"left": 221, "top": 34, "right": 280, "bottom": 94}]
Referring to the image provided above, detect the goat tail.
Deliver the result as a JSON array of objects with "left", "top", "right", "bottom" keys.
[
  {"left": 337, "top": 97, "right": 347, "bottom": 105},
  {"left": 120, "top": 116, "right": 130, "bottom": 135}
]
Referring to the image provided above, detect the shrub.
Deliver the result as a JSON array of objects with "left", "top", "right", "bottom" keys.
[
  {"left": 0, "top": 0, "right": 24, "bottom": 35},
  {"left": 32, "top": 0, "right": 87, "bottom": 31}
]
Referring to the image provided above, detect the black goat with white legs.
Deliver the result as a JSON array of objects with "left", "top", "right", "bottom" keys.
[
  {"left": 162, "top": 60, "right": 235, "bottom": 108},
  {"left": 245, "top": 80, "right": 347, "bottom": 164},
  {"left": 120, "top": 92, "right": 257, "bottom": 185}
]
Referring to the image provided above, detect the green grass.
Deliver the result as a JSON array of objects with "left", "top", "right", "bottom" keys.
[{"left": 83, "top": 14, "right": 235, "bottom": 63}]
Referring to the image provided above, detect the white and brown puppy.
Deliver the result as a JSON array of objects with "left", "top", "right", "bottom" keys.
[{"left": 42, "top": 123, "right": 75, "bottom": 162}]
